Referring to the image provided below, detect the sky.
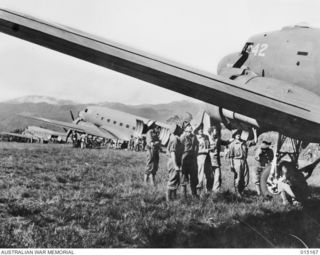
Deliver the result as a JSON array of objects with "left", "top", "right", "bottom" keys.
[{"left": 0, "top": 0, "right": 320, "bottom": 104}]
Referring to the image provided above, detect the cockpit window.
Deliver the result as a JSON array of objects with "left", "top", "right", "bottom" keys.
[{"left": 241, "top": 42, "right": 254, "bottom": 54}]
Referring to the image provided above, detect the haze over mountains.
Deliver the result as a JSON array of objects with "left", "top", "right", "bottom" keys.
[
  {"left": 0, "top": 95, "right": 202, "bottom": 132},
  {"left": 4, "top": 95, "right": 78, "bottom": 105}
]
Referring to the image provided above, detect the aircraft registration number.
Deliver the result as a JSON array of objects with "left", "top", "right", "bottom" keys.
[{"left": 249, "top": 43, "right": 269, "bottom": 57}]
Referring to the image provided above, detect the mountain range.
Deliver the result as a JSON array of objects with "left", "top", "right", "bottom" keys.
[{"left": 0, "top": 95, "right": 203, "bottom": 132}]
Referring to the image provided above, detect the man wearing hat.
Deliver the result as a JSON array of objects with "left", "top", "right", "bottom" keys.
[
  {"left": 166, "top": 124, "right": 184, "bottom": 201},
  {"left": 207, "top": 124, "right": 230, "bottom": 192},
  {"left": 194, "top": 123, "right": 211, "bottom": 194},
  {"left": 144, "top": 121, "right": 161, "bottom": 186},
  {"left": 180, "top": 122, "right": 199, "bottom": 198},
  {"left": 228, "top": 129, "right": 248, "bottom": 197},
  {"left": 253, "top": 140, "right": 274, "bottom": 195}
]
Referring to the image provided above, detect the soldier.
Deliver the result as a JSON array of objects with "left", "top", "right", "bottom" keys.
[
  {"left": 228, "top": 130, "right": 248, "bottom": 197},
  {"left": 276, "top": 161, "right": 310, "bottom": 205},
  {"left": 180, "top": 122, "right": 199, "bottom": 198},
  {"left": 80, "top": 133, "right": 87, "bottom": 149},
  {"left": 194, "top": 124, "right": 211, "bottom": 193},
  {"left": 166, "top": 127, "right": 184, "bottom": 201},
  {"left": 253, "top": 140, "right": 274, "bottom": 195},
  {"left": 71, "top": 131, "right": 79, "bottom": 147},
  {"left": 208, "top": 125, "right": 230, "bottom": 192},
  {"left": 129, "top": 135, "right": 135, "bottom": 150},
  {"left": 134, "top": 137, "right": 140, "bottom": 151},
  {"left": 144, "top": 121, "right": 161, "bottom": 186}
]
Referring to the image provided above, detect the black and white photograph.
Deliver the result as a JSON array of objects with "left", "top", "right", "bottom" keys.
[{"left": 0, "top": 0, "right": 320, "bottom": 250}]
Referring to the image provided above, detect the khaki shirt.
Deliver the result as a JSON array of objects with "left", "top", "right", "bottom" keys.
[
  {"left": 180, "top": 133, "right": 198, "bottom": 155},
  {"left": 229, "top": 139, "right": 248, "bottom": 160},
  {"left": 197, "top": 134, "right": 210, "bottom": 154},
  {"left": 146, "top": 129, "right": 160, "bottom": 150},
  {"left": 167, "top": 135, "right": 183, "bottom": 168}
]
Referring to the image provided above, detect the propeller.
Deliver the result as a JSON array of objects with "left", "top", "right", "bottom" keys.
[
  {"left": 70, "top": 110, "right": 75, "bottom": 121},
  {"left": 65, "top": 109, "right": 83, "bottom": 142},
  {"left": 65, "top": 129, "right": 73, "bottom": 143},
  {"left": 65, "top": 109, "right": 77, "bottom": 142}
]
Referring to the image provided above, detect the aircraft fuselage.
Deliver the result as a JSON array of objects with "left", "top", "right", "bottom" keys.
[{"left": 216, "top": 25, "right": 320, "bottom": 141}]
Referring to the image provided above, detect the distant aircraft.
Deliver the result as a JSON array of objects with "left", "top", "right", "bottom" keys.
[
  {"left": 21, "top": 106, "right": 173, "bottom": 146},
  {"left": 1, "top": 126, "right": 68, "bottom": 143},
  {"left": 1, "top": 9, "right": 320, "bottom": 194}
]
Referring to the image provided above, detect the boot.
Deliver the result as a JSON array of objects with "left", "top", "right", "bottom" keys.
[
  {"left": 172, "top": 190, "right": 177, "bottom": 199},
  {"left": 144, "top": 174, "right": 149, "bottom": 185},
  {"left": 292, "top": 198, "right": 301, "bottom": 206},
  {"left": 255, "top": 184, "right": 261, "bottom": 196},
  {"left": 191, "top": 187, "right": 199, "bottom": 199},
  {"left": 166, "top": 190, "right": 177, "bottom": 201},
  {"left": 182, "top": 185, "right": 187, "bottom": 199},
  {"left": 166, "top": 190, "right": 173, "bottom": 202},
  {"left": 235, "top": 187, "right": 242, "bottom": 198}
]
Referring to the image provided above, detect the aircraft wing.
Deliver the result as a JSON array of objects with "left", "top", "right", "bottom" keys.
[
  {"left": 0, "top": 132, "right": 33, "bottom": 140},
  {"left": 1, "top": 9, "right": 320, "bottom": 127},
  {"left": 19, "top": 115, "right": 117, "bottom": 140}
]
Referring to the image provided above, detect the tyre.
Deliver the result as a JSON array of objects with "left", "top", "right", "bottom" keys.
[{"left": 260, "top": 165, "right": 279, "bottom": 196}]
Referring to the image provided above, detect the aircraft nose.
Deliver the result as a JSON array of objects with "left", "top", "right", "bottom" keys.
[{"left": 217, "top": 52, "right": 241, "bottom": 74}]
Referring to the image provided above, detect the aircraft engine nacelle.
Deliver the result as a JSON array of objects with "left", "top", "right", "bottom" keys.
[{"left": 201, "top": 104, "right": 260, "bottom": 141}]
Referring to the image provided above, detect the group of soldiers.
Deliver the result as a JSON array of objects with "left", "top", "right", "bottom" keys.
[
  {"left": 128, "top": 136, "right": 147, "bottom": 152},
  {"left": 143, "top": 120, "right": 310, "bottom": 205},
  {"left": 71, "top": 132, "right": 105, "bottom": 149}
]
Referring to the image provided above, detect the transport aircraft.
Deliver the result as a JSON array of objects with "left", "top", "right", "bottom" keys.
[
  {"left": 0, "top": 125, "right": 68, "bottom": 143},
  {"left": 1, "top": 9, "right": 320, "bottom": 195},
  {"left": 22, "top": 106, "right": 173, "bottom": 147}
]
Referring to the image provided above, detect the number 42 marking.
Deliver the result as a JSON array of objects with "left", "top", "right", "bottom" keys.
[{"left": 251, "top": 43, "right": 268, "bottom": 57}]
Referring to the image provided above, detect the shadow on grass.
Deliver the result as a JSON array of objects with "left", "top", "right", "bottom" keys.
[{"left": 146, "top": 187, "right": 320, "bottom": 248}]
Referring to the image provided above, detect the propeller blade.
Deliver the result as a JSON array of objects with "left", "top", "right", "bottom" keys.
[
  {"left": 70, "top": 110, "right": 75, "bottom": 121},
  {"left": 66, "top": 129, "right": 72, "bottom": 142}
]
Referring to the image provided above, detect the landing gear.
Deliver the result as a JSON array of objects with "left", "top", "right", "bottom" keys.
[
  {"left": 260, "top": 165, "right": 278, "bottom": 195},
  {"left": 260, "top": 133, "right": 303, "bottom": 196}
]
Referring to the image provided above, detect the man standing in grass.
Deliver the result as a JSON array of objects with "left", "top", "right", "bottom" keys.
[
  {"left": 144, "top": 121, "right": 161, "bottom": 186},
  {"left": 228, "top": 130, "right": 248, "bottom": 197},
  {"left": 253, "top": 140, "right": 274, "bottom": 195},
  {"left": 80, "top": 133, "right": 87, "bottom": 149},
  {"left": 180, "top": 122, "right": 199, "bottom": 199},
  {"left": 166, "top": 126, "right": 184, "bottom": 201},
  {"left": 194, "top": 124, "right": 211, "bottom": 194},
  {"left": 207, "top": 125, "right": 230, "bottom": 193}
]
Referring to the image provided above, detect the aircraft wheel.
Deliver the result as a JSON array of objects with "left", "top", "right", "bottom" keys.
[{"left": 260, "top": 165, "right": 280, "bottom": 196}]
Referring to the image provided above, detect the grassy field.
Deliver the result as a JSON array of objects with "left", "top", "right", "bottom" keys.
[{"left": 0, "top": 142, "right": 319, "bottom": 248}]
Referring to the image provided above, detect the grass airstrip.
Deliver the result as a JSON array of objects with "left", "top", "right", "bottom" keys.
[{"left": 0, "top": 142, "right": 319, "bottom": 248}]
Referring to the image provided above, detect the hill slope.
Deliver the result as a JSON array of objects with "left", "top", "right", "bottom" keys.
[{"left": 0, "top": 98, "right": 202, "bottom": 132}]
